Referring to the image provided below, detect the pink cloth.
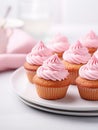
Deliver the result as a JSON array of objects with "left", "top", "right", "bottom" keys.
[
  {"left": 0, "top": 54, "right": 26, "bottom": 71},
  {"left": 0, "top": 28, "right": 36, "bottom": 71}
]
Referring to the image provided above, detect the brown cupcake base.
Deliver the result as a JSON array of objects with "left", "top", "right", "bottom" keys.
[
  {"left": 36, "top": 85, "right": 68, "bottom": 100},
  {"left": 24, "top": 62, "right": 40, "bottom": 83},
  {"left": 88, "top": 47, "right": 97, "bottom": 56},
  {"left": 53, "top": 52, "right": 63, "bottom": 59},
  {"left": 33, "top": 75, "right": 71, "bottom": 100},
  {"left": 24, "top": 62, "right": 39, "bottom": 71},
  {"left": 78, "top": 86, "right": 98, "bottom": 100},
  {"left": 62, "top": 60, "right": 82, "bottom": 85},
  {"left": 68, "top": 71, "right": 79, "bottom": 85},
  {"left": 26, "top": 70, "right": 36, "bottom": 83},
  {"left": 76, "top": 76, "right": 98, "bottom": 100}
]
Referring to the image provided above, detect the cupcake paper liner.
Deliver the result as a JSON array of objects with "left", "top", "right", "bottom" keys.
[
  {"left": 36, "top": 85, "right": 68, "bottom": 100},
  {"left": 78, "top": 86, "right": 98, "bottom": 100}
]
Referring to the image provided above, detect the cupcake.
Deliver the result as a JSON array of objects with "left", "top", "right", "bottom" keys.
[
  {"left": 62, "top": 40, "right": 91, "bottom": 85},
  {"left": 76, "top": 54, "right": 98, "bottom": 100},
  {"left": 33, "top": 54, "right": 71, "bottom": 100},
  {"left": 80, "top": 31, "right": 98, "bottom": 55},
  {"left": 24, "top": 41, "right": 52, "bottom": 83},
  {"left": 47, "top": 34, "right": 69, "bottom": 58}
]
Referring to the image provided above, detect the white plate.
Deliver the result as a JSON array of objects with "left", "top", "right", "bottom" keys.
[
  {"left": 11, "top": 67, "right": 98, "bottom": 112},
  {"left": 19, "top": 97, "right": 98, "bottom": 116}
]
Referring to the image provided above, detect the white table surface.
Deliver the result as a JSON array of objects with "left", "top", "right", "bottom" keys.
[{"left": 0, "top": 69, "right": 98, "bottom": 130}]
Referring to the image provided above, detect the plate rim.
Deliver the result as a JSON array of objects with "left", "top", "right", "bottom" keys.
[
  {"left": 11, "top": 67, "right": 98, "bottom": 112},
  {"left": 19, "top": 96, "right": 98, "bottom": 116}
]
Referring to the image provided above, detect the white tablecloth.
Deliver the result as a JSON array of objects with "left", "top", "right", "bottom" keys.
[{"left": 0, "top": 70, "right": 98, "bottom": 130}]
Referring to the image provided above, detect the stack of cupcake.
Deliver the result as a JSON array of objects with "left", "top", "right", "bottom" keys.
[{"left": 24, "top": 30, "right": 98, "bottom": 101}]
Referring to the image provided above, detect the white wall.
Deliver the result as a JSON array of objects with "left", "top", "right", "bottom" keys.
[
  {"left": 61, "top": 0, "right": 98, "bottom": 25},
  {"left": 0, "top": 0, "right": 98, "bottom": 25},
  {"left": 0, "top": 0, "right": 18, "bottom": 18}
]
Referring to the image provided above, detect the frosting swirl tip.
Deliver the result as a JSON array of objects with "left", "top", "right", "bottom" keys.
[{"left": 37, "top": 54, "right": 69, "bottom": 81}]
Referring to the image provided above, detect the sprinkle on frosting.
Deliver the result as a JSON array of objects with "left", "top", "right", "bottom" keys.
[
  {"left": 79, "top": 55, "right": 98, "bottom": 80},
  {"left": 26, "top": 41, "right": 52, "bottom": 65},
  {"left": 80, "top": 31, "right": 98, "bottom": 48},
  {"left": 47, "top": 34, "right": 69, "bottom": 52},
  {"left": 37, "top": 54, "right": 69, "bottom": 81},
  {"left": 63, "top": 40, "right": 91, "bottom": 64}
]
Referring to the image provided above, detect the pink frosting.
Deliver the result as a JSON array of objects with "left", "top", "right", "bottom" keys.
[
  {"left": 79, "top": 55, "right": 98, "bottom": 80},
  {"left": 37, "top": 54, "right": 69, "bottom": 81},
  {"left": 47, "top": 34, "right": 69, "bottom": 53},
  {"left": 80, "top": 31, "right": 98, "bottom": 48},
  {"left": 63, "top": 41, "right": 91, "bottom": 64},
  {"left": 26, "top": 41, "right": 52, "bottom": 65}
]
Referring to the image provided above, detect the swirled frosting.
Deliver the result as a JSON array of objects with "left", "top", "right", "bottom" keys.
[
  {"left": 26, "top": 41, "right": 52, "bottom": 65},
  {"left": 80, "top": 31, "right": 98, "bottom": 48},
  {"left": 63, "top": 41, "right": 91, "bottom": 64},
  {"left": 79, "top": 55, "right": 98, "bottom": 80},
  {"left": 37, "top": 54, "right": 69, "bottom": 81},
  {"left": 47, "top": 34, "right": 69, "bottom": 53}
]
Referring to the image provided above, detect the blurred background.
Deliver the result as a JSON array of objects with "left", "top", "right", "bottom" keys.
[{"left": 0, "top": 0, "right": 98, "bottom": 41}]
